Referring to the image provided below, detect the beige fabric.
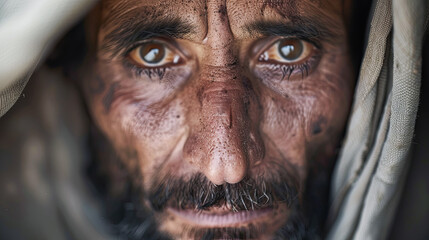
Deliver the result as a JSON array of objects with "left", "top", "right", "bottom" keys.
[
  {"left": 0, "top": 0, "right": 428, "bottom": 239},
  {"left": 0, "top": 0, "right": 97, "bottom": 117},
  {"left": 327, "top": 0, "right": 429, "bottom": 239}
]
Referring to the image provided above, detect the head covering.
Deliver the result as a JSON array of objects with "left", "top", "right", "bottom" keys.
[
  {"left": 326, "top": 0, "right": 429, "bottom": 239},
  {"left": 0, "top": 0, "right": 97, "bottom": 116},
  {"left": 0, "top": 0, "right": 428, "bottom": 239}
]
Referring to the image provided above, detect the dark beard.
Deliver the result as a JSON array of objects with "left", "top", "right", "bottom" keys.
[
  {"left": 87, "top": 128, "right": 326, "bottom": 239},
  {"left": 107, "top": 172, "right": 309, "bottom": 240}
]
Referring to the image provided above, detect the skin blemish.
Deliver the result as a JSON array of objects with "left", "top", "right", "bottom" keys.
[
  {"left": 89, "top": 75, "right": 106, "bottom": 94},
  {"left": 102, "top": 82, "right": 120, "bottom": 113},
  {"left": 311, "top": 116, "right": 327, "bottom": 135},
  {"left": 218, "top": 4, "right": 227, "bottom": 18}
]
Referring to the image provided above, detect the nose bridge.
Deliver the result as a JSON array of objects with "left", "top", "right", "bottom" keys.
[
  {"left": 182, "top": 1, "right": 262, "bottom": 185},
  {"left": 204, "top": 0, "right": 235, "bottom": 66},
  {"left": 186, "top": 66, "right": 251, "bottom": 185},
  {"left": 203, "top": 75, "right": 248, "bottom": 185},
  {"left": 201, "top": 68, "right": 247, "bottom": 133}
]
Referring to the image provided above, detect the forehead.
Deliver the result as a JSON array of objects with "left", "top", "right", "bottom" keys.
[{"left": 99, "top": 0, "right": 345, "bottom": 41}]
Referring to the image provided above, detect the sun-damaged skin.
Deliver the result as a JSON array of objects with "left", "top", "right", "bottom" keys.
[{"left": 77, "top": 0, "right": 354, "bottom": 238}]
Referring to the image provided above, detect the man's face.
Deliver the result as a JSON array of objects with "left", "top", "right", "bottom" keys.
[{"left": 79, "top": 0, "right": 353, "bottom": 239}]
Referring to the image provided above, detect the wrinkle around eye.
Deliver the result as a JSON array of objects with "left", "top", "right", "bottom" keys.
[
  {"left": 252, "top": 50, "right": 321, "bottom": 84},
  {"left": 94, "top": 58, "right": 194, "bottom": 115}
]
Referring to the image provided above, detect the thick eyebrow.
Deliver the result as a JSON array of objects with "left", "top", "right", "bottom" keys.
[
  {"left": 245, "top": 18, "right": 337, "bottom": 45},
  {"left": 100, "top": 17, "right": 193, "bottom": 57}
]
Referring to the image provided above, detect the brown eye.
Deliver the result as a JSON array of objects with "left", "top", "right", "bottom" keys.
[
  {"left": 140, "top": 42, "right": 165, "bottom": 64},
  {"left": 259, "top": 38, "right": 314, "bottom": 64},
  {"left": 128, "top": 40, "right": 181, "bottom": 67},
  {"left": 278, "top": 39, "right": 303, "bottom": 61}
]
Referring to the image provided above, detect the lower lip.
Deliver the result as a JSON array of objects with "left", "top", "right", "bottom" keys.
[{"left": 167, "top": 207, "right": 273, "bottom": 227}]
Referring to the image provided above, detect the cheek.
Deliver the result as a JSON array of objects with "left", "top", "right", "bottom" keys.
[
  {"left": 258, "top": 53, "right": 353, "bottom": 163},
  {"left": 96, "top": 95, "right": 188, "bottom": 181},
  {"left": 83, "top": 66, "right": 190, "bottom": 172},
  {"left": 106, "top": 97, "right": 186, "bottom": 151},
  {"left": 86, "top": 60, "right": 191, "bottom": 136}
]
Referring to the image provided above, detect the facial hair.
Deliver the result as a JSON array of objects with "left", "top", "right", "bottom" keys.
[
  {"left": 87, "top": 127, "right": 323, "bottom": 240},
  {"left": 102, "top": 171, "right": 310, "bottom": 239}
]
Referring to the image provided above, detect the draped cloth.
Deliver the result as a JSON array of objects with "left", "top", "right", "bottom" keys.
[
  {"left": 0, "top": 0, "right": 428, "bottom": 239},
  {"left": 0, "top": 0, "right": 97, "bottom": 116},
  {"left": 326, "top": 0, "right": 429, "bottom": 239}
]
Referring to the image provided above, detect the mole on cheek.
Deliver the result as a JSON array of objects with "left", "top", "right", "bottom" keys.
[
  {"left": 311, "top": 116, "right": 327, "bottom": 135},
  {"left": 102, "top": 82, "right": 120, "bottom": 113}
]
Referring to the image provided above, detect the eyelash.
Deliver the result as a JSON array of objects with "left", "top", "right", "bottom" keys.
[
  {"left": 259, "top": 53, "right": 320, "bottom": 81},
  {"left": 122, "top": 38, "right": 321, "bottom": 81},
  {"left": 280, "top": 62, "right": 310, "bottom": 80},
  {"left": 123, "top": 60, "right": 169, "bottom": 80},
  {"left": 256, "top": 37, "right": 322, "bottom": 81}
]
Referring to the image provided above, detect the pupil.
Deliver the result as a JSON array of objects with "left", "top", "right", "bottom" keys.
[
  {"left": 141, "top": 43, "right": 165, "bottom": 64},
  {"left": 278, "top": 39, "right": 303, "bottom": 61}
]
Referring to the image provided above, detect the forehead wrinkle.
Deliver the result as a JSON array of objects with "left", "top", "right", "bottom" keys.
[{"left": 261, "top": 0, "right": 299, "bottom": 21}]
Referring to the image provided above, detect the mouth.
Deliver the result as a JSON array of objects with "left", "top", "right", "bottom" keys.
[
  {"left": 148, "top": 173, "right": 298, "bottom": 238},
  {"left": 167, "top": 204, "right": 282, "bottom": 228}
]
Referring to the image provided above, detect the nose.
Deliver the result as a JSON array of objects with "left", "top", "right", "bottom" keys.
[
  {"left": 182, "top": 0, "right": 263, "bottom": 185},
  {"left": 183, "top": 67, "right": 263, "bottom": 185}
]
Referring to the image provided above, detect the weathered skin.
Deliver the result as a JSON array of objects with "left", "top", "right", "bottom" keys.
[{"left": 78, "top": 0, "right": 354, "bottom": 238}]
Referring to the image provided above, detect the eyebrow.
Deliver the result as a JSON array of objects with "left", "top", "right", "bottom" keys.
[
  {"left": 245, "top": 19, "right": 338, "bottom": 45},
  {"left": 101, "top": 17, "right": 193, "bottom": 57}
]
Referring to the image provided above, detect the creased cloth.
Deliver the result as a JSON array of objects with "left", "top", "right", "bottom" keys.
[
  {"left": 326, "top": 0, "right": 429, "bottom": 239},
  {"left": 0, "top": 0, "right": 428, "bottom": 239},
  {"left": 0, "top": 0, "right": 97, "bottom": 117}
]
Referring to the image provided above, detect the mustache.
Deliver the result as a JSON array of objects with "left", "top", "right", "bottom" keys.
[{"left": 148, "top": 171, "right": 300, "bottom": 212}]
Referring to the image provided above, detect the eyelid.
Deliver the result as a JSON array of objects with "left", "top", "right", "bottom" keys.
[
  {"left": 252, "top": 36, "right": 320, "bottom": 56},
  {"left": 254, "top": 37, "right": 317, "bottom": 65},
  {"left": 125, "top": 38, "right": 186, "bottom": 68}
]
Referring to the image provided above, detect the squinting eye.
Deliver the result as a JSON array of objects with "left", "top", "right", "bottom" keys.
[
  {"left": 259, "top": 38, "right": 314, "bottom": 64},
  {"left": 128, "top": 41, "right": 181, "bottom": 68}
]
